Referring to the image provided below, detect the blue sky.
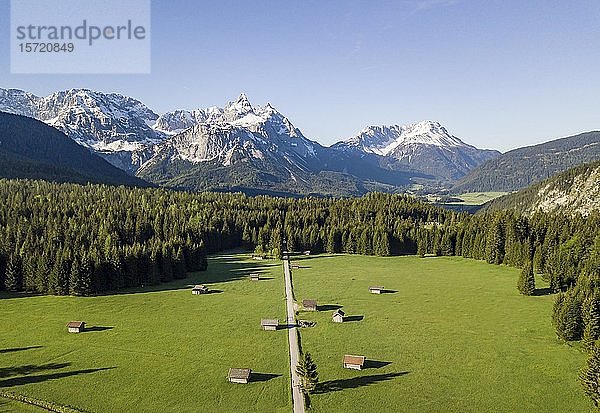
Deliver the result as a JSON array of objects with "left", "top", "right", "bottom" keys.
[{"left": 0, "top": 0, "right": 599, "bottom": 151}]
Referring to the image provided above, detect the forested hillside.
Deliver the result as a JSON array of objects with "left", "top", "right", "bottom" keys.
[
  {"left": 0, "top": 179, "right": 598, "bottom": 300},
  {"left": 0, "top": 112, "right": 148, "bottom": 187},
  {"left": 452, "top": 131, "right": 600, "bottom": 193},
  {"left": 482, "top": 160, "right": 600, "bottom": 216}
]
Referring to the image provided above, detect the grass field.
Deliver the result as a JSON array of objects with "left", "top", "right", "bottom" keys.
[
  {"left": 291, "top": 254, "right": 591, "bottom": 412},
  {"left": 0, "top": 398, "right": 45, "bottom": 413},
  {"left": 0, "top": 254, "right": 290, "bottom": 413},
  {"left": 451, "top": 192, "right": 509, "bottom": 205}
]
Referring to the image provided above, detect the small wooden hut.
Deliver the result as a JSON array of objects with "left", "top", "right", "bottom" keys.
[
  {"left": 192, "top": 284, "right": 209, "bottom": 295},
  {"left": 332, "top": 309, "right": 345, "bottom": 323},
  {"left": 228, "top": 368, "right": 252, "bottom": 384},
  {"left": 249, "top": 273, "right": 260, "bottom": 281},
  {"left": 369, "top": 286, "right": 384, "bottom": 294},
  {"left": 261, "top": 319, "right": 279, "bottom": 331},
  {"left": 302, "top": 299, "right": 317, "bottom": 311},
  {"left": 343, "top": 355, "right": 366, "bottom": 370},
  {"left": 67, "top": 321, "right": 85, "bottom": 333}
]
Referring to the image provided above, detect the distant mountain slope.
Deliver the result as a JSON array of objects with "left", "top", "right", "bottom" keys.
[
  {"left": 0, "top": 111, "right": 149, "bottom": 186},
  {"left": 1, "top": 88, "right": 501, "bottom": 195},
  {"left": 481, "top": 160, "right": 600, "bottom": 216},
  {"left": 332, "top": 121, "right": 499, "bottom": 181},
  {"left": 0, "top": 88, "right": 165, "bottom": 173},
  {"left": 452, "top": 131, "right": 600, "bottom": 193},
  {"left": 138, "top": 95, "right": 400, "bottom": 196}
]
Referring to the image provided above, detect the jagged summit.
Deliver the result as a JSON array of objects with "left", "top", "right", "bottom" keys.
[
  {"left": 334, "top": 120, "right": 500, "bottom": 181},
  {"left": 344, "top": 120, "right": 469, "bottom": 156},
  {"left": 0, "top": 87, "right": 500, "bottom": 193},
  {"left": 225, "top": 93, "right": 254, "bottom": 118}
]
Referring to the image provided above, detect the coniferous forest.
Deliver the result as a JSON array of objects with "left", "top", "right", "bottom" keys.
[{"left": 0, "top": 178, "right": 599, "bottom": 350}]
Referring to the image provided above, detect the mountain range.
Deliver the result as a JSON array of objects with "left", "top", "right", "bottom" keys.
[
  {"left": 481, "top": 159, "right": 600, "bottom": 216},
  {"left": 0, "top": 88, "right": 499, "bottom": 196},
  {"left": 452, "top": 131, "right": 600, "bottom": 193}
]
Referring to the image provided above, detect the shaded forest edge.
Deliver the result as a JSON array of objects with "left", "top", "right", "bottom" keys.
[{"left": 0, "top": 178, "right": 597, "bottom": 298}]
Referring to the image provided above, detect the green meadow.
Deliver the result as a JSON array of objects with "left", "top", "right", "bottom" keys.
[
  {"left": 0, "top": 255, "right": 290, "bottom": 413},
  {"left": 291, "top": 255, "right": 591, "bottom": 412},
  {"left": 0, "top": 253, "right": 592, "bottom": 412}
]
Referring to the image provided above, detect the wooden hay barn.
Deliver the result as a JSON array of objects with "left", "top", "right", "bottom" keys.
[
  {"left": 291, "top": 264, "right": 300, "bottom": 269},
  {"left": 261, "top": 319, "right": 279, "bottom": 331},
  {"left": 369, "top": 286, "right": 384, "bottom": 294},
  {"left": 332, "top": 309, "right": 345, "bottom": 323},
  {"left": 228, "top": 368, "right": 251, "bottom": 384},
  {"left": 252, "top": 255, "right": 265, "bottom": 261},
  {"left": 302, "top": 299, "right": 317, "bottom": 311},
  {"left": 192, "top": 284, "right": 209, "bottom": 295},
  {"left": 67, "top": 321, "right": 85, "bottom": 333},
  {"left": 249, "top": 273, "right": 260, "bottom": 281},
  {"left": 303, "top": 250, "right": 311, "bottom": 256},
  {"left": 343, "top": 355, "right": 366, "bottom": 370}
]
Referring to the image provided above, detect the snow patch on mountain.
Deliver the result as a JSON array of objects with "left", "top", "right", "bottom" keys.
[{"left": 342, "top": 120, "right": 470, "bottom": 156}]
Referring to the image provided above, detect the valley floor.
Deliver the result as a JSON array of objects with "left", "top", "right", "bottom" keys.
[
  {"left": 0, "top": 254, "right": 591, "bottom": 412},
  {"left": 0, "top": 255, "right": 290, "bottom": 413},
  {"left": 291, "top": 255, "right": 590, "bottom": 412}
]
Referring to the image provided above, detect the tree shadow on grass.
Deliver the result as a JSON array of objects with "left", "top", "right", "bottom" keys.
[
  {"left": 0, "top": 346, "right": 43, "bottom": 354},
  {"left": 344, "top": 315, "right": 364, "bottom": 322},
  {"left": 318, "top": 304, "right": 342, "bottom": 312},
  {"left": 364, "top": 360, "right": 392, "bottom": 369},
  {"left": 0, "top": 367, "right": 115, "bottom": 388},
  {"left": 533, "top": 288, "right": 553, "bottom": 296},
  {"left": 314, "top": 372, "right": 409, "bottom": 394},
  {"left": 0, "top": 292, "right": 44, "bottom": 300},
  {"left": 250, "top": 373, "right": 282, "bottom": 383},
  {"left": 0, "top": 363, "right": 71, "bottom": 378},
  {"left": 84, "top": 326, "right": 113, "bottom": 333},
  {"left": 95, "top": 254, "right": 276, "bottom": 297}
]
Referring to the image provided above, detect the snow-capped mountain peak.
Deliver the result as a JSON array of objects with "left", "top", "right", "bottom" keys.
[
  {"left": 334, "top": 120, "right": 500, "bottom": 181},
  {"left": 224, "top": 93, "right": 254, "bottom": 119},
  {"left": 345, "top": 120, "right": 470, "bottom": 156}
]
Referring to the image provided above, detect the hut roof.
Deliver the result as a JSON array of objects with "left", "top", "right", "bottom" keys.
[
  {"left": 261, "top": 319, "right": 279, "bottom": 326},
  {"left": 343, "top": 355, "right": 365, "bottom": 366},
  {"left": 369, "top": 286, "right": 385, "bottom": 290},
  {"left": 303, "top": 299, "right": 317, "bottom": 307},
  {"left": 332, "top": 309, "right": 345, "bottom": 317},
  {"left": 228, "top": 368, "right": 251, "bottom": 380},
  {"left": 192, "top": 284, "right": 208, "bottom": 290},
  {"left": 66, "top": 321, "right": 85, "bottom": 328}
]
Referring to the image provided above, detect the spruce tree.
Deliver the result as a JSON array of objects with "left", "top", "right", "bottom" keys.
[
  {"left": 580, "top": 341, "right": 600, "bottom": 408},
  {"left": 517, "top": 260, "right": 535, "bottom": 296},
  {"left": 296, "top": 352, "right": 319, "bottom": 395},
  {"left": 173, "top": 247, "right": 186, "bottom": 279},
  {"left": 556, "top": 290, "right": 584, "bottom": 341},
  {"left": 4, "top": 255, "right": 22, "bottom": 292},
  {"left": 552, "top": 292, "right": 566, "bottom": 337},
  {"left": 584, "top": 294, "right": 600, "bottom": 351}
]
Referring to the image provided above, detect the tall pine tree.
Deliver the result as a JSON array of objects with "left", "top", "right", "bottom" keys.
[
  {"left": 517, "top": 260, "right": 535, "bottom": 296},
  {"left": 296, "top": 352, "right": 319, "bottom": 395}
]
